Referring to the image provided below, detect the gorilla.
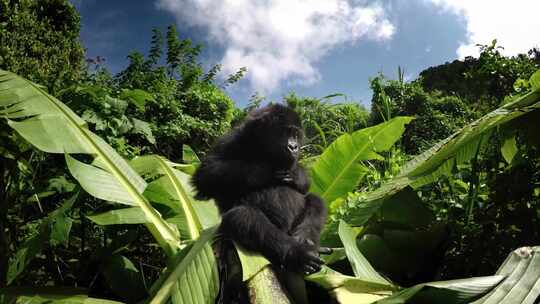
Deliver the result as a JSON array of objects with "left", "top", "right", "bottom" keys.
[{"left": 192, "top": 104, "right": 330, "bottom": 275}]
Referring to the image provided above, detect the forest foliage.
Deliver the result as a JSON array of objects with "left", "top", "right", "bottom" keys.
[{"left": 0, "top": 1, "right": 539, "bottom": 303}]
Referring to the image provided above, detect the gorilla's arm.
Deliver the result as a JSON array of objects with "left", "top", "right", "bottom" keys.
[
  {"left": 192, "top": 156, "right": 274, "bottom": 200},
  {"left": 293, "top": 166, "right": 310, "bottom": 194},
  {"left": 220, "top": 204, "right": 324, "bottom": 274},
  {"left": 275, "top": 165, "right": 310, "bottom": 194},
  {"left": 290, "top": 193, "right": 328, "bottom": 248}
]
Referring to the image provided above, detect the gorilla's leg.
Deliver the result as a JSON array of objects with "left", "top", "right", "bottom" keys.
[
  {"left": 290, "top": 193, "right": 331, "bottom": 254},
  {"left": 220, "top": 204, "right": 324, "bottom": 273}
]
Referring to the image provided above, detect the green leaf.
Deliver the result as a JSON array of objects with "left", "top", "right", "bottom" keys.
[
  {"left": 49, "top": 192, "right": 77, "bottom": 246},
  {"left": 529, "top": 69, "right": 540, "bottom": 90},
  {"left": 131, "top": 155, "right": 205, "bottom": 240},
  {"left": 7, "top": 224, "right": 49, "bottom": 285},
  {"left": 306, "top": 268, "right": 395, "bottom": 304},
  {"left": 379, "top": 187, "right": 434, "bottom": 228},
  {"left": 102, "top": 254, "right": 146, "bottom": 302},
  {"left": 48, "top": 176, "right": 76, "bottom": 193},
  {"left": 87, "top": 207, "right": 149, "bottom": 225},
  {"left": 373, "top": 224, "right": 447, "bottom": 279},
  {"left": 321, "top": 247, "right": 347, "bottom": 265},
  {"left": 7, "top": 194, "right": 77, "bottom": 284},
  {"left": 403, "top": 88, "right": 540, "bottom": 188},
  {"left": 0, "top": 287, "right": 123, "bottom": 304},
  {"left": 234, "top": 243, "right": 271, "bottom": 282},
  {"left": 119, "top": 88, "right": 155, "bottom": 111},
  {"left": 192, "top": 200, "right": 220, "bottom": 230},
  {"left": 501, "top": 135, "right": 518, "bottom": 164},
  {"left": 338, "top": 221, "right": 390, "bottom": 285},
  {"left": 176, "top": 145, "right": 200, "bottom": 174},
  {"left": 132, "top": 118, "right": 156, "bottom": 144},
  {"left": 342, "top": 85, "right": 540, "bottom": 228},
  {"left": 405, "top": 130, "right": 491, "bottom": 188},
  {"left": 148, "top": 227, "right": 219, "bottom": 304},
  {"left": 310, "top": 117, "right": 413, "bottom": 204},
  {"left": 183, "top": 144, "right": 200, "bottom": 164},
  {"left": 106, "top": 96, "right": 129, "bottom": 114},
  {"left": 66, "top": 154, "right": 136, "bottom": 206},
  {"left": 374, "top": 275, "right": 504, "bottom": 304},
  {"left": 50, "top": 213, "right": 73, "bottom": 246},
  {"left": 513, "top": 78, "right": 530, "bottom": 92},
  {"left": 143, "top": 175, "right": 216, "bottom": 238},
  {"left": 357, "top": 234, "right": 399, "bottom": 274},
  {"left": 0, "top": 70, "right": 180, "bottom": 255},
  {"left": 472, "top": 246, "right": 540, "bottom": 304}
]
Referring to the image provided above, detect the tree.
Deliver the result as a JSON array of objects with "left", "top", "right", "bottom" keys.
[
  {"left": 370, "top": 75, "right": 472, "bottom": 154},
  {"left": 115, "top": 27, "right": 236, "bottom": 158},
  {"left": 285, "top": 93, "right": 369, "bottom": 157},
  {"left": 420, "top": 41, "right": 539, "bottom": 113},
  {"left": 0, "top": 0, "right": 85, "bottom": 94},
  {"left": 0, "top": 0, "right": 85, "bottom": 285}
]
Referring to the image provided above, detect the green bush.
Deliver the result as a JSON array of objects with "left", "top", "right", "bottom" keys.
[
  {"left": 285, "top": 93, "right": 369, "bottom": 156},
  {"left": 0, "top": 0, "right": 84, "bottom": 94},
  {"left": 370, "top": 76, "right": 473, "bottom": 154}
]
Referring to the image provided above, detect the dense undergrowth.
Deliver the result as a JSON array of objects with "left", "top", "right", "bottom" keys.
[{"left": 0, "top": 1, "right": 539, "bottom": 303}]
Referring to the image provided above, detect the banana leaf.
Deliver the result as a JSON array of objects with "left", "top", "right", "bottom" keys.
[
  {"left": 343, "top": 70, "right": 540, "bottom": 227},
  {"left": 0, "top": 287, "right": 124, "bottom": 304},
  {"left": 472, "top": 246, "right": 540, "bottom": 304},
  {"left": 148, "top": 227, "right": 219, "bottom": 304},
  {"left": 0, "top": 70, "right": 221, "bottom": 303},
  {"left": 310, "top": 116, "right": 413, "bottom": 205},
  {"left": 0, "top": 69, "right": 180, "bottom": 255}
]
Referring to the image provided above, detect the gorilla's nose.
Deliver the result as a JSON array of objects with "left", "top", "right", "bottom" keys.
[{"left": 288, "top": 142, "right": 299, "bottom": 153}]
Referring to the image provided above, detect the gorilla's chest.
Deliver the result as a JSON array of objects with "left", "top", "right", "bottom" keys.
[{"left": 252, "top": 186, "right": 306, "bottom": 231}]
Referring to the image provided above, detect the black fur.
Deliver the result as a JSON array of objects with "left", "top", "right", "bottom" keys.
[{"left": 192, "top": 104, "right": 328, "bottom": 274}]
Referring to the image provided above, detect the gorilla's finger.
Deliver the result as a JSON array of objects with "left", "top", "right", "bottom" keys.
[
  {"left": 305, "top": 239, "right": 315, "bottom": 246},
  {"left": 275, "top": 170, "right": 291, "bottom": 177},
  {"left": 310, "top": 262, "right": 322, "bottom": 272},
  {"left": 303, "top": 265, "right": 317, "bottom": 274},
  {"left": 305, "top": 263, "right": 321, "bottom": 274},
  {"left": 307, "top": 259, "right": 323, "bottom": 270},
  {"left": 275, "top": 170, "right": 293, "bottom": 183},
  {"left": 319, "top": 247, "right": 333, "bottom": 255},
  {"left": 306, "top": 252, "right": 325, "bottom": 265}
]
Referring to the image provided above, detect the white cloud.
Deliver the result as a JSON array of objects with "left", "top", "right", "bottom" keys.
[
  {"left": 156, "top": 0, "right": 394, "bottom": 93},
  {"left": 428, "top": 0, "right": 540, "bottom": 58}
]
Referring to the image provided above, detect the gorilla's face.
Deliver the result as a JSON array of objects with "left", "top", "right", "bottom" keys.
[
  {"left": 285, "top": 125, "right": 301, "bottom": 160},
  {"left": 247, "top": 104, "right": 303, "bottom": 169},
  {"left": 266, "top": 111, "right": 303, "bottom": 168}
]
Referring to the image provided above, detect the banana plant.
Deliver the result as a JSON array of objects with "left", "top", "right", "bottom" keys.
[
  {"left": 310, "top": 116, "right": 413, "bottom": 206},
  {"left": 0, "top": 287, "right": 125, "bottom": 304},
  {"left": 336, "top": 69, "right": 540, "bottom": 228},
  {"left": 0, "top": 69, "right": 292, "bottom": 304},
  {"left": 301, "top": 70, "right": 540, "bottom": 304},
  {"left": 0, "top": 70, "right": 179, "bottom": 255},
  {"left": 306, "top": 221, "right": 540, "bottom": 304},
  {"left": 3, "top": 69, "right": 539, "bottom": 303},
  {"left": 0, "top": 70, "right": 219, "bottom": 303}
]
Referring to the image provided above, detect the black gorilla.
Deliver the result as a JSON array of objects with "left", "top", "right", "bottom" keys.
[{"left": 192, "top": 104, "right": 329, "bottom": 274}]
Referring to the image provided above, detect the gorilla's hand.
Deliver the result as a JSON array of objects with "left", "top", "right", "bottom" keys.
[
  {"left": 318, "top": 247, "right": 333, "bottom": 255},
  {"left": 293, "top": 236, "right": 333, "bottom": 255},
  {"left": 284, "top": 242, "right": 325, "bottom": 274},
  {"left": 275, "top": 169, "right": 294, "bottom": 184}
]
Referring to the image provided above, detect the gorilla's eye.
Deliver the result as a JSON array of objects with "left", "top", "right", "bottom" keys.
[{"left": 287, "top": 126, "right": 299, "bottom": 138}]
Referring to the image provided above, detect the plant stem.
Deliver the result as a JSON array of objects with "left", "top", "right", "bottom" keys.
[{"left": 247, "top": 267, "right": 292, "bottom": 304}]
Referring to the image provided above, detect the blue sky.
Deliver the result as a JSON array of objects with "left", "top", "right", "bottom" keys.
[{"left": 72, "top": 0, "right": 539, "bottom": 107}]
